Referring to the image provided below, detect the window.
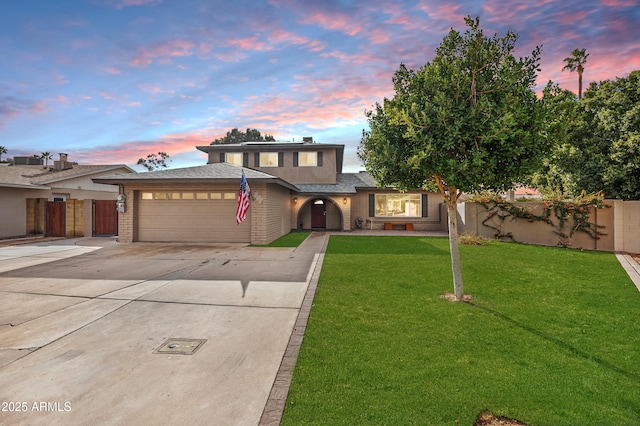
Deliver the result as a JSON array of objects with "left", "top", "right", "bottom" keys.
[
  {"left": 225, "top": 153, "right": 243, "bottom": 166},
  {"left": 375, "top": 194, "right": 421, "bottom": 217},
  {"left": 259, "top": 152, "right": 278, "bottom": 167},
  {"left": 299, "top": 152, "right": 317, "bottom": 166},
  {"left": 196, "top": 193, "right": 208, "bottom": 200},
  {"left": 210, "top": 193, "right": 222, "bottom": 200},
  {"left": 182, "top": 193, "right": 194, "bottom": 200},
  {"left": 141, "top": 192, "right": 153, "bottom": 200},
  {"left": 154, "top": 192, "right": 167, "bottom": 200},
  {"left": 169, "top": 193, "right": 181, "bottom": 200},
  {"left": 294, "top": 151, "right": 323, "bottom": 167},
  {"left": 223, "top": 192, "right": 236, "bottom": 200}
]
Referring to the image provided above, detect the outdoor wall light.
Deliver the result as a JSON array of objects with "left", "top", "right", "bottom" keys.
[
  {"left": 293, "top": 197, "right": 298, "bottom": 204},
  {"left": 343, "top": 197, "right": 347, "bottom": 204}
]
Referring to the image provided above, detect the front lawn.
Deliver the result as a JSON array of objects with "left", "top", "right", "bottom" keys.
[
  {"left": 282, "top": 236, "right": 640, "bottom": 425},
  {"left": 251, "top": 231, "right": 310, "bottom": 248}
]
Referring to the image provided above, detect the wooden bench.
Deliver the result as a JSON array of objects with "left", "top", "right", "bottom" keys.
[{"left": 384, "top": 222, "right": 414, "bottom": 231}]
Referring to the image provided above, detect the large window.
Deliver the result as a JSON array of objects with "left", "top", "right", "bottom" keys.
[
  {"left": 225, "top": 153, "right": 243, "bottom": 166},
  {"left": 259, "top": 152, "right": 279, "bottom": 167},
  {"left": 375, "top": 194, "right": 421, "bottom": 217}
]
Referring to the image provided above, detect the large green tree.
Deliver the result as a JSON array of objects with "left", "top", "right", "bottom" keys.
[
  {"left": 0, "top": 146, "right": 7, "bottom": 162},
  {"left": 535, "top": 71, "right": 640, "bottom": 199},
  {"left": 359, "top": 16, "right": 549, "bottom": 301},
  {"left": 562, "top": 48, "right": 589, "bottom": 100},
  {"left": 210, "top": 128, "right": 275, "bottom": 144}
]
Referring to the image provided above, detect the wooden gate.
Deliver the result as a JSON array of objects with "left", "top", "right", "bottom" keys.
[
  {"left": 46, "top": 201, "right": 66, "bottom": 237},
  {"left": 93, "top": 200, "right": 118, "bottom": 236}
]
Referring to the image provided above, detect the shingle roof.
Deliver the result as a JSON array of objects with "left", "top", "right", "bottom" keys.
[
  {"left": 295, "top": 172, "right": 379, "bottom": 194},
  {"left": 0, "top": 164, "right": 133, "bottom": 189},
  {"left": 93, "top": 163, "right": 299, "bottom": 190}
]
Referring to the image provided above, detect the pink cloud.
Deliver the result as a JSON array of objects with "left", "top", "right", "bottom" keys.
[
  {"left": 554, "top": 10, "right": 591, "bottom": 26},
  {"left": 105, "top": 66, "right": 123, "bottom": 75},
  {"left": 129, "top": 39, "right": 194, "bottom": 68},
  {"left": 269, "top": 28, "right": 308, "bottom": 45},
  {"left": 72, "top": 129, "right": 217, "bottom": 164},
  {"left": 110, "top": 0, "right": 163, "bottom": 9},
  {"left": 600, "top": 0, "right": 638, "bottom": 5},
  {"left": 227, "top": 35, "right": 268, "bottom": 51},
  {"left": 299, "top": 11, "right": 365, "bottom": 36}
]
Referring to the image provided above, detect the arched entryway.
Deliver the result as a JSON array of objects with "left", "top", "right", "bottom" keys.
[{"left": 297, "top": 197, "right": 344, "bottom": 231}]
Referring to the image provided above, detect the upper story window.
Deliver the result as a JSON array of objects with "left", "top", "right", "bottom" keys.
[
  {"left": 293, "top": 151, "right": 323, "bottom": 167},
  {"left": 299, "top": 152, "right": 317, "bottom": 166},
  {"left": 225, "top": 153, "right": 243, "bottom": 166},
  {"left": 259, "top": 152, "right": 279, "bottom": 167}
]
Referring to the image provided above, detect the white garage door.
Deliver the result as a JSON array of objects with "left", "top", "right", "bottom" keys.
[{"left": 137, "top": 190, "right": 250, "bottom": 242}]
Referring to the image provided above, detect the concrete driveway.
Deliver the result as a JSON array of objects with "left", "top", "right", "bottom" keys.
[{"left": 0, "top": 233, "right": 327, "bottom": 426}]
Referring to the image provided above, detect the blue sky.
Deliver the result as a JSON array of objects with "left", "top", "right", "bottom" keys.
[{"left": 2, "top": 0, "right": 639, "bottom": 171}]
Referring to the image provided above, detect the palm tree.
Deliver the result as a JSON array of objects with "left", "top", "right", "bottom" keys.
[
  {"left": 0, "top": 146, "right": 6, "bottom": 162},
  {"left": 562, "top": 48, "right": 589, "bottom": 99},
  {"left": 41, "top": 151, "right": 52, "bottom": 166}
]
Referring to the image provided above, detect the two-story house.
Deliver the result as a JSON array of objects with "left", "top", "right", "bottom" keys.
[{"left": 94, "top": 140, "right": 446, "bottom": 244}]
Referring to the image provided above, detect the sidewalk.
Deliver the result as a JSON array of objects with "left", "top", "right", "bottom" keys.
[{"left": 616, "top": 253, "right": 640, "bottom": 293}]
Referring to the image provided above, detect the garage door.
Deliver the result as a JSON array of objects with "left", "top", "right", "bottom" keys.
[{"left": 137, "top": 190, "right": 250, "bottom": 242}]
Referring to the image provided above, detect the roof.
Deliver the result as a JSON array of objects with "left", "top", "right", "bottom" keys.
[
  {"left": 295, "top": 172, "right": 379, "bottom": 194},
  {"left": 93, "top": 163, "right": 299, "bottom": 191},
  {"left": 196, "top": 141, "right": 346, "bottom": 173},
  {"left": 196, "top": 141, "right": 345, "bottom": 152},
  {"left": 0, "top": 164, "right": 135, "bottom": 190}
]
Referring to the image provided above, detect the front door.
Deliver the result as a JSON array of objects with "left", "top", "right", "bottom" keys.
[
  {"left": 46, "top": 201, "right": 66, "bottom": 237},
  {"left": 311, "top": 201, "right": 326, "bottom": 228}
]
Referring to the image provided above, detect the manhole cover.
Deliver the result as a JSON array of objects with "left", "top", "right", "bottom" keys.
[{"left": 154, "top": 338, "right": 207, "bottom": 355}]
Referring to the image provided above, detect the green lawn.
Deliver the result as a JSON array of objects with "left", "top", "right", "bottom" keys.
[
  {"left": 251, "top": 231, "right": 310, "bottom": 248},
  {"left": 282, "top": 236, "right": 640, "bottom": 425}
]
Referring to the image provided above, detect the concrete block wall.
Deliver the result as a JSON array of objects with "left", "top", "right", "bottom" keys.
[
  {"left": 25, "top": 198, "right": 47, "bottom": 236},
  {"left": 464, "top": 200, "right": 640, "bottom": 253}
]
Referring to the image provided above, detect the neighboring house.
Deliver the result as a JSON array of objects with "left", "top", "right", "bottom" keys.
[
  {"left": 94, "top": 140, "right": 446, "bottom": 245},
  {"left": 0, "top": 154, "right": 135, "bottom": 239}
]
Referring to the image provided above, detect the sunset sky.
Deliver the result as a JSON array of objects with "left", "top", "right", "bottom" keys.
[{"left": 2, "top": 0, "right": 639, "bottom": 172}]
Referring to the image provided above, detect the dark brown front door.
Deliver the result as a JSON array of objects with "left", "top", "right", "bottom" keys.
[
  {"left": 94, "top": 200, "right": 118, "bottom": 236},
  {"left": 46, "top": 201, "right": 66, "bottom": 237},
  {"left": 311, "top": 202, "right": 326, "bottom": 228}
]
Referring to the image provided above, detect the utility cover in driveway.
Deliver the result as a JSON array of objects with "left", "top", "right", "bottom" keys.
[{"left": 153, "top": 338, "right": 207, "bottom": 355}]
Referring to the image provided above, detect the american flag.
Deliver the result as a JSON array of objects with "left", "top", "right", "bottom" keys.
[{"left": 236, "top": 171, "right": 251, "bottom": 224}]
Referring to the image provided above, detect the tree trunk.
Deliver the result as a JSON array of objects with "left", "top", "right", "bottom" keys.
[
  {"left": 447, "top": 196, "right": 465, "bottom": 301},
  {"left": 434, "top": 175, "right": 465, "bottom": 301}
]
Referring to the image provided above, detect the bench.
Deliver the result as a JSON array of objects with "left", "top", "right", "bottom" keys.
[{"left": 384, "top": 222, "right": 414, "bottom": 231}]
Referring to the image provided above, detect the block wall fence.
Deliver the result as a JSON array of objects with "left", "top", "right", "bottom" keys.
[{"left": 460, "top": 200, "right": 640, "bottom": 254}]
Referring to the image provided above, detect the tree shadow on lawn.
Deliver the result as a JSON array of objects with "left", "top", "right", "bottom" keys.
[{"left": 467, "top": 301, "right": 640, "bottom": 384}]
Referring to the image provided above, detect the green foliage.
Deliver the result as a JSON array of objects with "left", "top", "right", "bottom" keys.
[
  {"left": 534, "top": 70, "right": 640, "bottom": 200},
  {"left": 137, "top": 151, "right": 171, "bottom": 171},
  {"left": 470, "top": 190, "right": 609, "bottom": 246},
  {"left": 0, "top": 145, "right": 7, "bottom": 162},
  {"left": 359, "top": 16, "right": 549, "bottom": 193},
  {"left": 282, "top": 236, "right": 640, "bottom": 425},
  {"left": 210, "top": 127, "right": 275, "bottom": 144}
]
